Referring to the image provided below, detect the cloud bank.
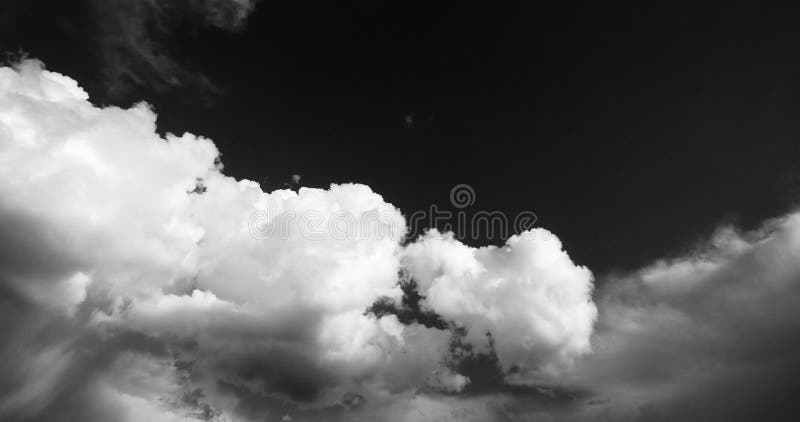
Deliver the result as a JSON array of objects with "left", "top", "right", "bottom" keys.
[
  {"left": 0, "top": 60, "right": 598, "bottom": 421},
  {"left": 560, "top": 218, "right": 800, "bottom": 421},
  {"left": 4, "top": 58, "right": 800, "bottom": 422}
]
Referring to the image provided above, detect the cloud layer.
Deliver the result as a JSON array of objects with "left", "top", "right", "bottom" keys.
[
  {"left": 562, "top": 218, "right": 800, "bottom": 421},
  {"left": 4, "top": 58, "right": 800, "bottom": 422},
  {"left": 0, "top": 60, "right": 598, "bottom": 421}
]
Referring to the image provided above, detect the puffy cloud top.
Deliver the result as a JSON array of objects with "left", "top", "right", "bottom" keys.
[
  {"left": 404, "top": 230, "right": 597, "bottom": 375},
  {"left": 0, "top": 60, "right": 598, "bottom": 421},
  {"left": 6, "top": 56, "right": 800, "bottom": 422}
]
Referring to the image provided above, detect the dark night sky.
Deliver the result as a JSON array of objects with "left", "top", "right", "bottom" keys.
[{"left": 3, "top": 1, "right": 800, "bottom": 274}]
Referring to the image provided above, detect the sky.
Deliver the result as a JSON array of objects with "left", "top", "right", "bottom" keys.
[{"left": 1, "top": 2, "right": 800, "bottom": 421}]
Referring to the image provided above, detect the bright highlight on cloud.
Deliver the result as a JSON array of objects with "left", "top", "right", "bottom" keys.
[
  {"left": 5, "top": 58, "right": 800, "bottom": 422},
  {"left": 404, "top": 230, "right": 597, "bottom": 376},
  {"left": 0, "top": 60, "right": 598, "bottom": 421}
]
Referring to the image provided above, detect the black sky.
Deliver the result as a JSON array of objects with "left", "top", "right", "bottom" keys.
[{"left": 3, "top": 1, "right": 800, "bottom": 275}]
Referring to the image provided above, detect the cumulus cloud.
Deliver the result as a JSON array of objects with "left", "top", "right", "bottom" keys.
[
  {"left": 0, "top": 58, "right": 414, "bottom": 420},
  {"left": 12, "top": 57, "right": 800, "bottom": 422},
  {"left": 404, "top": 230, "right": 597, "bottom": 376},
  {"left": 0, "top": 60, "right": 598, "bottom": 421},
  {"left": 364, "top": 207, "right": 800, "bottom": 421}
]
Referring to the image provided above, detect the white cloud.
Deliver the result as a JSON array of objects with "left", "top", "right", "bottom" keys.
[
  {"left": 0, "top": 59, "right": 417, "bottom": 420},
  {"left": 404, "top": 229, "right": 597, "bottom": 376},
  {"left": 7, "top": 56, "right": 800, "bottom": 422},
  {"left": 0, "top": 59, "right": 609, "bottom": 421}
]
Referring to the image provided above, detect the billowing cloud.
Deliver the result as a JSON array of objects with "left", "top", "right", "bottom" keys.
[
  {"left": 0, "top": 60, "right": 599, "bottom": 421},
  {"left": 404, "top": 230, "right": 597, "bottom": 376},
  {"left": 10, "top": 57, "right": 799, "bottom": 422},
  {"left": 365, "top": 205, "right": 800, "bottom": 421}
]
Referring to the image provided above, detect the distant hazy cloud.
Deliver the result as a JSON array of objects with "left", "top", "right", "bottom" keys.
[
  {"left": 557, "top": 218, "right": 800, "bottom": 421},
  {"left": 90, "top": 0, "right": 260, "bottom": 99}
]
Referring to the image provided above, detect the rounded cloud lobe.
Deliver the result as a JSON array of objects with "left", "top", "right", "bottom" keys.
[
  {"left": 0, "top": 61, "right": 598, "bottom": 421},
  {"left": 404, "top": 230, "right": 597, "bottom": 376}
]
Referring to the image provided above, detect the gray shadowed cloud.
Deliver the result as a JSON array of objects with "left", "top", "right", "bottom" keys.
[
  {"left": 3, "top": 59, "right": 800, "bottom": 421},
  {"left": 0, "top": 60, "right": 597, "bottom": 421},
  {"left": 536, "top": 219, "right": 800, "bottom": 421}
]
